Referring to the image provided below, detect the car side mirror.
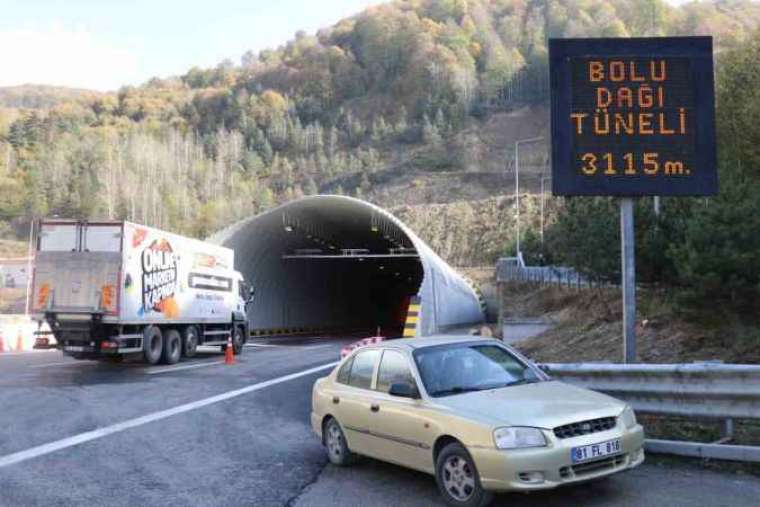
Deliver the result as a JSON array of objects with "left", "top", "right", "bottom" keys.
[
  {"left": 246, "top": 287, "right": 255, "bottom": 303},
  {"left": 389, "top": 382, "right": 420, "bottom": 399}
]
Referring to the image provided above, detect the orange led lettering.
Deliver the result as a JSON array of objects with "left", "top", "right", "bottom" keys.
[
  {"left": 597, "top": 88, "right": 613, "bottom": 108},
  {"left": 609, "top": 61, "right": 625, "bottom": 81},
  {"left": 614, "top": 113, "right": 634, "bottom": 135},
  {"left": 571, "top": 113, "right": 588, "bottom": 134},
  {"left": 659, "top": 113, "right": 675, "bottom": 135},
  {"left": 638, "top": 86, "right": 654, "bottom": 108},
  {"left": 629, "top": 62, "right": 645, "bottom": 82},
  {"left": 617, "top": 87, "right": 633, "bottom": 108},
  {"left": 589, "top": 61, "right": 605, "bottom": 82},
  {"left": 639, "top": 113, "right": 654, "bottom": 134},
  {"left": 651, "top": 60, "right": 666, "bottom": 81}
]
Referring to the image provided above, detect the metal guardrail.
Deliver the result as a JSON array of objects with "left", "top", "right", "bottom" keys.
[
  {"left": 543, "top": 362, "right": 760, "bottom": 463},
  {"left": 496, "top": 258, "right": 621, "bottom": 289}
]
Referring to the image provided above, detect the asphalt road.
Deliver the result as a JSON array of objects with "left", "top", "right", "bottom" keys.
[{"left": 1, "top": 336, "right": 759, "bottom": 507}]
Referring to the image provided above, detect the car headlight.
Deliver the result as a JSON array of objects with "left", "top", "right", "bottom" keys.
[
  {"left": 621, "top": 405, "right": 637, "bottom": 429},
  {"left": 493, "top": 427, "right": 547, "bottom": 449}
]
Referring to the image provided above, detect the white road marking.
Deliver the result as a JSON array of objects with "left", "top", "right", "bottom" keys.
[
  {"left": 0, "top": 350, "right": 57, "bottom": 357},
  {"left": 0, "top": 361, "right": 338, "bottom": 468},
  {"left": 246, "top": 343, "right": 332, "bottom": 350},
  {"left": 31, "top": 360, "right": 94, "bottom": 368},
  {"left": 145, "top": 361, "right": 223, "bottom": 375}
]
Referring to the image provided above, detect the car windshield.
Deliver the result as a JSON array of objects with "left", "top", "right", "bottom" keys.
[{"left": 413, "top": 342, "right": 543, "bottom": 397}]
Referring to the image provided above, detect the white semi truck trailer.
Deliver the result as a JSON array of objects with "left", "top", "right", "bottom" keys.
[{"left": 30, "top": 219, "right": 252, "bottom": 364}]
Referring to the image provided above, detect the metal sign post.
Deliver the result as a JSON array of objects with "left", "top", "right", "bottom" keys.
[{"left": 620, "top": 198, "right": 636, "bottom": 363}]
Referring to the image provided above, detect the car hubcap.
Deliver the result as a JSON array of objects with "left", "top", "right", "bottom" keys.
[
  {"left": 443, "top": 455, "right": 475, "bottom": 501},
  {"left": 327, "top": 424, "right": 342, "bottom": 459}
]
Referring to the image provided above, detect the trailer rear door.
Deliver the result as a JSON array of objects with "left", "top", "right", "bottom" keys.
[{"left": 32, "top": 222, "right": 122, "bottom": 315}]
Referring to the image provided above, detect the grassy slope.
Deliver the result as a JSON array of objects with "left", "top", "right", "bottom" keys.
[
  {"left": 347, "top": 105, "right": 551, "bottom": 267},
  {"left": 505, "top": 284, "right": 760, "bottom": 364},
  {"left": 0, "top": 240, "right": 27, "bottom": 257}
]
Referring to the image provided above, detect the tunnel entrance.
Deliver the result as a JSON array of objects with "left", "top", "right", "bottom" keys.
[{"left": 212, "top": 196, "right": 483, "bottom": 337}]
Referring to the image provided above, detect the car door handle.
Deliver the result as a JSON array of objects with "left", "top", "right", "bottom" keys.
[
  {"left": 370, "top": 404, "right": 380, "bottom": 412},
  {"left": 332, "top": 396, "right": 340, "bottom": 405}
]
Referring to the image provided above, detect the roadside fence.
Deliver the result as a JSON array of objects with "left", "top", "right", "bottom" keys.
[{"left": 496, "top": 259, "right": 617, "bottom": 289}]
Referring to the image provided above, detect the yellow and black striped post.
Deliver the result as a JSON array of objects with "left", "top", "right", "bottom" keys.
[{"left": 403, "top": 296, "right": 421, "bottom": 337}]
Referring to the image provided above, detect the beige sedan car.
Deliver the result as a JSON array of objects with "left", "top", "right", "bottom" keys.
[{"left": 311, "top": 336, "right": 644, "bottom": 507}]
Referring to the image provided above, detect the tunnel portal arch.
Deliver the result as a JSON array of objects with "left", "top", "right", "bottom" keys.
[{"left": 211, "top": 195, "right": 483, "bottom": 337}]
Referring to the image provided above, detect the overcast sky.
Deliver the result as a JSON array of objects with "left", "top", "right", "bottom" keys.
[{"left": 0, "top": 0, "right": 703, "bottom": 91}]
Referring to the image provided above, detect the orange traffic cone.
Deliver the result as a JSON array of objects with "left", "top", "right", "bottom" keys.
[
  {"left": 15, "top": 329, "right": 24, "bottom": 352},
  {"left": 224, "top": 336, "right": 235, "bottom": 365}
]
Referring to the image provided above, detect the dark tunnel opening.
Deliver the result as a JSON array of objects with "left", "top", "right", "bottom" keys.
[
  {"left": 281, "top": 256, "right": 424, "bottom": 336},
  {"left": 218, "top": 197, "right": 426, "bottom": 337}
]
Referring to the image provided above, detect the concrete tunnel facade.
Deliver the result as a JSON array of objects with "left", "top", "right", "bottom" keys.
[{"left": 210, "top": 195, "right": 484, "bottom": 337}]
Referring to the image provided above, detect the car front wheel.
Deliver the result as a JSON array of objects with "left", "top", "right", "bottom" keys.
[{"left": 435, "top": 442, "right": 493, "bottom": 507}]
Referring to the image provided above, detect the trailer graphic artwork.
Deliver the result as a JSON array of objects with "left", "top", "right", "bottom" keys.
[{"left": 141, "top": 239, "right": 180, "bottom": 317}]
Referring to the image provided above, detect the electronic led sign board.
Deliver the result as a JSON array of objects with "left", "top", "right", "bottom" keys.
[{"left": 549, "top": 37, "right": 717, "bottom": 196}]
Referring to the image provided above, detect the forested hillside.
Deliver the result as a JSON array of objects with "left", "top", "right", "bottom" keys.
[{"left": 2, "top": 0, "right": 760, "bottom": 261}]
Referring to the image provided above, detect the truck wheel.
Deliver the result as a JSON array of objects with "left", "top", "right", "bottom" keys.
[
  {"left": 162, "top": 329, "right": 182, "bottom": 365},
  {"left": 232, "top": 326, "right": 244, "bottom": 355},
  {"left": 182, "top": 326, "right": 199, "bottom": 358},
  {"left": 143, "top": 326, "right": 163, "bottom": 365}
]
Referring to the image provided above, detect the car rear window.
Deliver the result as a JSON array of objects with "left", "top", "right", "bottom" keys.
[
  {"left": 336, "top": 357, "right": 354, "bottom": 384},
  {"left": 347, "top": 350, "right": 380, "bottom": 390},
  {"left": 376, "top": 350, "right": 416, "bottom": 393}
]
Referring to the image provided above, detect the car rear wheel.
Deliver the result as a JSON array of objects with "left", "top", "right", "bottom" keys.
[
  {"left": 162, "top": 329, "right": 182, "bottom": 365},
  {"left": 324, "top": 418, "right": 355, "bottom": 466},
  {"left": 435, "top": 442, "right": 493, "bottom": 507},
  {"left": 142, "top": 326, "right": 163, "bottom": 365}
]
